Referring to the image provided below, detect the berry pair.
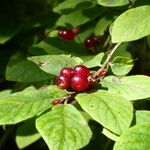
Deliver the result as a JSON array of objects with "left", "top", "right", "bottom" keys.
[{"left": 56, "top": 65, "right": 90, "bottom": 91}]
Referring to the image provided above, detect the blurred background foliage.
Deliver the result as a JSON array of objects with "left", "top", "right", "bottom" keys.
[{"left": 0, "top": 0, "right": 150, "bottom": 149}]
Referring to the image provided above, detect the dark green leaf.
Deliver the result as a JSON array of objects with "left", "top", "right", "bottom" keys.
[
  {"left": 6, "top": 59, "right": 53, "bottom": 83},
  {"left": 16, "top": 119, "right": 41, "bottom": 149}
]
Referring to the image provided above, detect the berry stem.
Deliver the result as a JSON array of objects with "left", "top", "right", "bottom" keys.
[{"left": 93, "top": 42, "right": 122, "bottom": 79}]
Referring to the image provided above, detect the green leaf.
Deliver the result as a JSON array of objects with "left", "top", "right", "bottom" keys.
[
  {"left": 0, "top": 15, "right": 20, "bottom": 44},
  {"left": 102, "top": 128, "right": 118, "bottom": 141},
  {"left": 53, "top": 0, "right": 94, "bottom": 14},
  {"left": 28, "top": 55, "right": 83, "bottom": 76},
  {"left": 76, "top": 90, "right": 133, "bottom": 135},
  {"left": 28, "top": 38, "right": 87, "bottom": 56},
  {"left": 95, "top": 17, "right": 114, "bottom": 36},
  {"left": 83, "top": 53, "right": 104, "bottom": 68},
  {"left": 0, "top": 86, "right": 66, "bottom": 125},
  {"left": 110, "top": 56, "right": 134, "bottom": 76},
  {"left": 36, "top": 104, "right": 92, "bottom": 150},
  {"left": 147, "top": 35, "right": 150, "bottom": 48},
  {"left": 0, "top": 90, "right": 12, "bottom": 98},
  {"left": 98, "top": 0, "right": 129, "bottom": 7},
  {"left": 16, "top": 119, "right": 41, "bottom": 149},
  {"left": 6, "top": 59, "right": 53, "bottom": 83},
  {"left": 114, "top": 124, "right": 150, "bottom": 150},
  {"left": 56, "top": 5, "right": 103, "bottom": 26},
  {"left": 112, "top": 42, "right": 131, "bottom": 59},
  {"left": 111, "top": 5, "right": 150, "bottom": 43},
  {"left": 101, "top": 75, "right": 150, "bottom": 101},
  {"left": 135, "top": 110, "right": 150, "bottom": 124}
]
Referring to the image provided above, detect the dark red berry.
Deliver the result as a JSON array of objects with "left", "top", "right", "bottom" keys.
[
  {"left": 71, "top": 76, "right": 89, "bottom": 91},
  {"left": 60, "top": 67, "right": 73, "bottom": 78},
  {"left": 58, "top": 29, "right": 75, "bottom": 40},
  {"left": 73, "top": 65, "right": 89, "bottom": 78},
  {"left": 52, "top": 100, "right": 61, "bottom": 105},
  {"left": 85, "top": 36, "right": 100, "bottom": 48},
  {"left": 85, "top": 37, "right": 97, "bottom": 48},
  {"left": 56, "top": 76, "right": 70, "bottom": 89}
]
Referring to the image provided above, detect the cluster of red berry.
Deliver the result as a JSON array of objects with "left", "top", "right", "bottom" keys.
[
  {"left": 56, "top": 65, "right": 90, "bottom": 92},
  {"left": 58, "top": 27, "right": 100, "bottom": 49}
]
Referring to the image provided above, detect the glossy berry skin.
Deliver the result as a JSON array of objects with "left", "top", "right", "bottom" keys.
[
  {"left": 56, "top": 76, "right": 70, "bottom": 89},
  {"left": 52, "top": 100, "right": 61, "bottom": 105},
  {"left": 71, "top": 76, "right": 89, "bottom": 91},
  {"left": 73, "top": 65, "right": 89, "bottom": 78},
  {"left": 85, "top": 37, "right": 97, "bottom": 48},
  {"left": 60, "top": 67, "right": 73, "bottom": 78},
  {"left": 58, "top": 29, "right": 75, "bottom": 40}
]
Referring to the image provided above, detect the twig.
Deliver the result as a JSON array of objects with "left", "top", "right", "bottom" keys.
[{"left": 93, "top": 42, "right": 122, "bottom": 79}]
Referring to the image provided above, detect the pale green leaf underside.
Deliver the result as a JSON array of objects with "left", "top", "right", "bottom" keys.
[
  {"left": 76, "top": 90, "right": 133, "bottom": 135},
  {"left": 111, "top": 5, "right": 150, "bottom": 43},
  {"left": 101, "top": 75, "right": 150, "bottom": 100},
  {"left": 114, "top": 124, "right": 150, "bottom": 150},
  {"left": 36, "top": 104, "right": 92, "bottom": 150},
  {"left": 102, "top": 128, "right": 118, "bottom": 141},
  {"left": 110, "top": 57, "right": 134, "bottom": 76},
  {"left": 0, "top": 86, "right": 66, "bottom": 125},
  {"left": 135, "top": 110, "right": 150, "bottom": 125},
  {"left": 98, "top": 0, "right": 129, "bottom": 7},
  {"left": 28, "top": 55, "right": 83, "bottom": 76},
  {"left": 16, "top": 119, "right": 41, "bottom": 149},
  {"left": 83, "top": 53, "right": 104, "bottom": 68}
]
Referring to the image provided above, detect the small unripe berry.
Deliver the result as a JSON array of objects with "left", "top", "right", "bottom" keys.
[
  {"left": 73, "top": 65, "right": 89, "bottom": 78},
  {"left": 58, "top": 29, "right": 75, "bottom": 40},
  {"left": 52, "top": 100, "right": 61, "bottom": 105},
  {"left": 60, "top": 67, "right": 73, "bottom": 78},
  {"left": 56, "top": 76, "right": 70, "bottom": 89},
  {"left": 72, "top": 26, "right": 80, "bottom": 34},
  {"left": 71, "top": 76, "right": 89, "bottom": 91}
]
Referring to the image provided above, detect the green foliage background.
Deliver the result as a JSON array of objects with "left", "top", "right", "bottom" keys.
[{"left": 0, "top": 0, "right": 150, "bottom": 150}]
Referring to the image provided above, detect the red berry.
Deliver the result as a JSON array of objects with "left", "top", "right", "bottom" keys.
[
  {"left": 56, "top": 76, "right": 70, "bottom": 89},
  {"left": 52, "top": 100, "right": 61, "bottom": 105},
  {"left": 73, "top": 65, "right": 89, "bottom": 78},
  {"left": 60, "top": 67, "right": 73, "bottom": 78},
  {"left": 58, "top": 29, "right": 75, "bottom": 40},
  {"left": 71, "top": 76, "right": 89, "bottom": 91},
  {"left": 85, "top": 37, "right": 97, "bottom": 48},
  {"left": 85, "top": 36, "right": 100, "bottom": 48}
]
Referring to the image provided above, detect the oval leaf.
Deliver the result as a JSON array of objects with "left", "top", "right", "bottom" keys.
[
  {"left": 28, "top": 55, "right": 83, "bottom": 76},
  {"left": 36, "top": 104, "right": 92, "bottom": 150},
  {"left": 6, "top": 59, "right": 53, "bottom": 83},
  {"left": 0, "top": 86, "right": 67, "bottom": 125},
  {"left": 101, "top": 75, "right": 150, "bottom": 100},
  {"left": 111, "top": 5, "right": 150, "bottom": 43},
  {"left": 114, "top": 124, "right": 150, "bottom": 150},
  {"left": 98, "top": 0, "right": 129, "bottom": 7},
  {"left": 16, "top": 119, "right": 41, "bottom": 149},
  {"left": 76, "top": 90, "right": 133, "bottom": 135}
]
